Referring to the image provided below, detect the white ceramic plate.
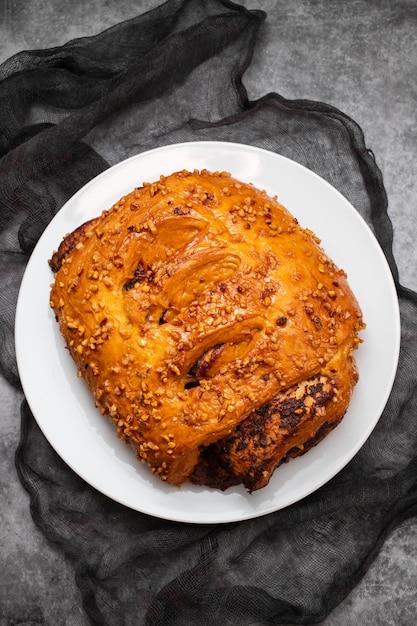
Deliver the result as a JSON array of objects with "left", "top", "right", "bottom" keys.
[{"left": 15, "top": 141, "right": 400, "bottom": 524}]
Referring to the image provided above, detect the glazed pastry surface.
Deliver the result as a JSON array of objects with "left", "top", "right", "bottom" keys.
[{"left": 49, "top": 169, "right": 365, "bottom": 490}]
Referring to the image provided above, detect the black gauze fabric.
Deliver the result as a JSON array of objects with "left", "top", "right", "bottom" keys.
[{"left": 2, "top": 0, "right": 416, "bottom": 624}]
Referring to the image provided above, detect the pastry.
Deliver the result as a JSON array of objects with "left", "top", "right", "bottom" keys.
[{"left": 49, "top": 169, "right": 365, "bottom": 491}]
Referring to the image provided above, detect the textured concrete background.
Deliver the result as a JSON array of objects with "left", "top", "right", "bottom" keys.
[{"left": 1, "top": 0, "right": 417, "bottom": 624}]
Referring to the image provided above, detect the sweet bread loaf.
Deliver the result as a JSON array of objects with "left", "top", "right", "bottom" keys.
[{"left": 49, "top": 169, "right": 365, "bottom": 491}]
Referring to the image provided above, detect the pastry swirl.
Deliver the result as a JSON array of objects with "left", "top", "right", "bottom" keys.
[{"left": 49, "top": 169, "right": 364, "bottom": 491}]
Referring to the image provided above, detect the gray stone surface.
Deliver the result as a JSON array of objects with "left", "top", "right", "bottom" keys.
[{"left": 1, "top": 1, "right": 416, "bottom": 624}]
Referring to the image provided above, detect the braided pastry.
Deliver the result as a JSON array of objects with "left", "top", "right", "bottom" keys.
[{"left": 49, "top": 169, "right": 364, "bottom": 491}]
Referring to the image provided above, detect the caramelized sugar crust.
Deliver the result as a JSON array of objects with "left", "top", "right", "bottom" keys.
[{"left": 49, "top": 169, "right": 364, "bottom": 490}]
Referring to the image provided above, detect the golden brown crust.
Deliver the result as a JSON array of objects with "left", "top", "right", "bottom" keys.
[
  {"left": 190, "top": 343, "right": 357, "bottom": 491},
  {"left": 49, "top": 169, "right": 365, "bottom": 489}
]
